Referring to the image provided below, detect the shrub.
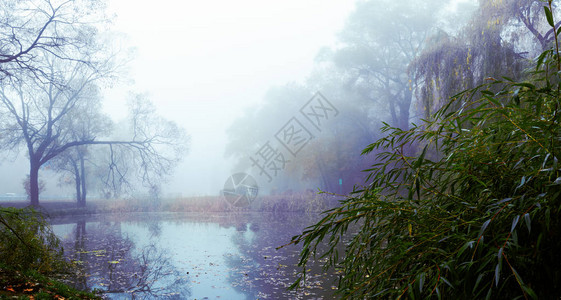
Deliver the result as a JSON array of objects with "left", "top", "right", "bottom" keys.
[
  {"left": 291, "top": 20, "right": 561, "bottom": 300},
  {"left": 0, "top": 207, "right": 67, "bottom": 273}
]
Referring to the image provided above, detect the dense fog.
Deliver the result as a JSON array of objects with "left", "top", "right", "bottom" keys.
[
  {"left": 0, "top": 0, "right": 491, "bottom": 203},
  {"left": 2, "top": 0, "right": 560, "bottom": 298},
  {"left": 0, "top": 0, "right": 555, "bottom": 205}
]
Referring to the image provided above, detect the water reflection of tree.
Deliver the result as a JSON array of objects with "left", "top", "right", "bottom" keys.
[
  {"left": 63, "top": 219, "right": 190, "bottom": 299},
  {"left": 221, "top": 213, "right": 339, "bottom": 299}
]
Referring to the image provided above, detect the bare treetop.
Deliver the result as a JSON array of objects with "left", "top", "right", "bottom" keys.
[{"left": 0, "top": 0, "right": 109, "bottom": 79}]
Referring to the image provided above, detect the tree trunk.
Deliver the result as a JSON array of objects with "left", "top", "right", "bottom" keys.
[
  {"left": 79, "top": 155, "right": 87, "bottom": 207},
  {"left": 388, "top": 98, "right": 398, "bottom": 127},
  {"left": 399, "top": 87, "right": 413, "bottom": 130},
  {"left": 72, "top": 160, "right": 82, "bottom": 206},
  {"left": 29, "top": 159, "right": 40, "bottom": 207}
]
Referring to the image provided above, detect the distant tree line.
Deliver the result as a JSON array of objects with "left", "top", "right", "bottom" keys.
[{"left": 226, "top": 0, "right": 557, "bottom": 196}]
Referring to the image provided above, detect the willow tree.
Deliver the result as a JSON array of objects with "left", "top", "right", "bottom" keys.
[
  {"left": 413, "top": 0, "right": 557, "bottom": 117},
  {"left": 291, "top": 2, "right": 561, "bottom": 298},
  {"left": 330, "top": 0, "right": 448, "bottom": 130}
]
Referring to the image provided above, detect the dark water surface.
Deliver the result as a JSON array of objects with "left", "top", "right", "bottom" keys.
[{"left": 50, "top": 212, "right": 338, "bottom": 299}]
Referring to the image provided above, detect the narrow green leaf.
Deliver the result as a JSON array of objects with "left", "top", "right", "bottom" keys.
[
  {"left": 514, "top": 82, "right": 536, "bottom": 89},
  {"left": 408, "top": 284, "right": 416, "bottom": 300},
  {"left": 513, "top": 88, "right": 520, "bottom": 106},
  {"left": 522, "top": 285, "right": 539, "bottom": 300},
  {"left": 535, "top": 50, "right": 550, "bottom": 70},
  {"left": 458, "top": 241, "right": 474, "bottom": 257},
  {"left": 483, "top": 95, "right": 500, "bottom": 106},
  {"left": 473, "top": 273, "right": 485, "bottom": 293},
  {"left": 495, "top": 264, "right": 501, "bottom": 287},
  {"left": 441, "top": 276, "right": 453, "bottom": 288},
  {"left": 498, "top": 247, "right": 503, "bottom": 263},
  {"left": 416, "top": 177, "right": 421, "bottom": 200},
  {"left": 537, "top": 233, "right": 544, "bottom": 249},
  {"left": 496, "top": 198, "right": 512, "bottom": 206},
  {"left": 511, "top": 215, "right": 520, "bottom": 233},
  {"left": 523, "top": 213, "right": 531, "bottom": 233},
  {"left": 478, "top": 219, "right": 491, "bottom": 239},
  {"left": 544, "top": 6, "right": 555, "bottom": 27},
  {"left": 502, "top": 76, "right": 514, "bottom": 82},
  {"left": 289, "top": 277, "right": 302, "bottom": 290},
  {"left": 517, "top": 176, "right": 526, "bottom": 189},
  {"left": 486, "top": 288, "right": 493, "bottom": 300},
  {"left": 415, "top": 145, "right": 428, "bottom": 168}
]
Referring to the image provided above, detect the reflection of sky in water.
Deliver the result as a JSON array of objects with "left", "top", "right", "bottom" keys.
[
  {"left": 123, "top": 222, "right": 247, "bottom": 300},
  {"left": 53, "top": 220, "right": 247, "bottom": 299},
  {"left": 51, "top": 213, "right": 337, "bottom": 299},
  {"left": 52, "top": 223, "right": 73, "bottom": 239}
]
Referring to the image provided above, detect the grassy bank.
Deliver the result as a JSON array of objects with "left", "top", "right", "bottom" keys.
[
  {"left": 0, "top": 207, "right": 102, "bottom": 299},
  {"left": 0, "top": 264, "right": 101, "bottom": 299},
  {"left": 0, "top": 193, "right": 342, "bottom": 217}
]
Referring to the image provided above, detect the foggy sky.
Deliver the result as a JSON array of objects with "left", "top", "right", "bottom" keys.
[
  {"left": 103, "top": 0, "right": 363, "bottom": 196},
  {"left": 0, "top": 0, "right": 358, "bottom": 197},
  {"left": 0, "top": 0, "right": 474, "bottom": 197}
]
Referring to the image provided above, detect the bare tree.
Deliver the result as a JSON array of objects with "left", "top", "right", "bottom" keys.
[
  {"left": 0, "top": 55, "right": 187, "bottom": 206},
  {"left": 53, "top": 147, "right": 89, "bottom": 206},
  {"left": 50, "top": 87, "right": 112, "bottom": 206},
  {"left": 0, "top": 0, "right": 108, "bottom": 79},
  {"left": 0, "top": 0, "right": 186, "bottom": 207},
  {"left": 96, "top": 95, "right": 189, "bottom": 199}
]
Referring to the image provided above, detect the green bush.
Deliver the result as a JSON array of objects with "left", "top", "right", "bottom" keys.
[
  {"left": 291, "top": 22, "right": 561, "bottom": 300},
  {"left": 0, "top": 207, "right": 67, "bottom": 273}
]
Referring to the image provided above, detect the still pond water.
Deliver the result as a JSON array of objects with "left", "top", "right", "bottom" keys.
[{"left": 50, "top": 212, "right": 338, "bottom": 299}]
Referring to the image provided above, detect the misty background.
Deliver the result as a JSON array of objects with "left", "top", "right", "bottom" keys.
[{"left": 0, "top": 0, "right": 476, "bottom": 199}]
